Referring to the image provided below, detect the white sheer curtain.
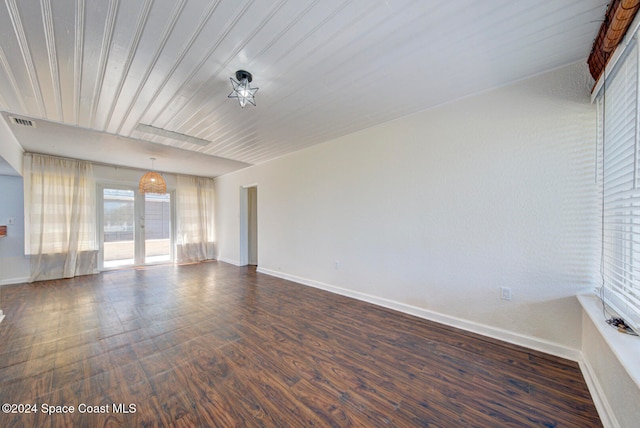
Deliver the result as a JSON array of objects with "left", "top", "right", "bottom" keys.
[
  {"left": 175, "top": 175, "right": 215, "bottom": 262},
  {"left": 24, "top": 154, "right": 97, "bottom": 281}
]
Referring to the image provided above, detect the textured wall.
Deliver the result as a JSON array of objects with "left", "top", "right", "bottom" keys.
[
  {"left": 0, "top": 175, "right": 29, "bottom": 285},
  {"left": 0, "top": 119, "right": 23, "bottom": 175},
  {"left": 215, "top": 62, "right": 599, "bottom": 351}
]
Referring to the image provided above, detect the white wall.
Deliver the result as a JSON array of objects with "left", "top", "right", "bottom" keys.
[
  {"left": 0, "top": 118, "right": 23, "bottom": 175},
  {"left": 93, "top": 164, "right": 177, "bottom": 189},
  {"left": 0, "top": 175, "right": 30, "bottom": 285},
  {"left": 214, "top": 62, "right": 599, "bottom": 353}
]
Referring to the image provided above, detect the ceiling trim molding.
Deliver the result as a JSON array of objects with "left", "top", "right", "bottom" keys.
[
  {"left": 119, "top": 0, "right": 221, "bottom": 136},
  {"left": 6, "top": 0, "right": 46, "bottom": 116},
  {"left": 113, "top": 0, "right": 187, "bottom": 135},
  {"left": 42, "top": 0, "right": 63, "bottom": 121},
  {"left": 89, "top": 0, "right": 119, "bottom": 128},
  {"left": 73, "top": 0, "right": 85, "bottom": 125},
  {"left": 0, "top": 47, "right": 19, "bottom": 111},
  {"left": 103, "top": 0, "right": 154, "bottom": 130},
  {"left": 588, "top": 0, "right": 640, "bottom": 81}
]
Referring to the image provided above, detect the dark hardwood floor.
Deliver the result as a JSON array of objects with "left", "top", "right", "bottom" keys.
[{"left": 0, "top": 261, "right": 601, "bottom": 427}]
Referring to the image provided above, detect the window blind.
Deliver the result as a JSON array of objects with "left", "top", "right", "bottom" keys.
[{"left": 600, "top": 37, "right": 640, "bottom": 332}]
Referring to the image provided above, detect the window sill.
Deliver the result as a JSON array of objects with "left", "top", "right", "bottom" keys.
[{"left": 578, "top": 294, "right": 640, "bottom": 390}]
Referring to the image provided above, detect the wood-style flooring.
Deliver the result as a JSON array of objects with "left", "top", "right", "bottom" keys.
[{"left": 0, "top": 261, "right": 601, "bottom": 427}]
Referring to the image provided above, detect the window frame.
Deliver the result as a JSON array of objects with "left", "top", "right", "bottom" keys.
[{"left": 597, "top": 35, "right": 640, "bottom": 334}]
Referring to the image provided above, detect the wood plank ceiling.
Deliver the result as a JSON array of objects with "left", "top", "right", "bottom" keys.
[{"left": 0, "top": 0, "right": 608, "bottom": 177}]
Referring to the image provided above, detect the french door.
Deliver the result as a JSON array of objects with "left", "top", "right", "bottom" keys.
[{"left": 100, "top": 186, "right": 172, "bottom": 269}]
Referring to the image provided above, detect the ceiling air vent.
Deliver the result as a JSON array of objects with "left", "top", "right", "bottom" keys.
[{"left": 10, "top": 116, "right": 36, "bottom": 127}]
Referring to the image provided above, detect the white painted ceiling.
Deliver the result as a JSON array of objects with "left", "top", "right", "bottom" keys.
[{"left": 0, "top": 0, "right": 607, "bottom": 177}]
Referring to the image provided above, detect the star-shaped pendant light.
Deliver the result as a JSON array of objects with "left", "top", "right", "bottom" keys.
[{"left": 228, "top": 70, "right": 258, "bottom": 108}]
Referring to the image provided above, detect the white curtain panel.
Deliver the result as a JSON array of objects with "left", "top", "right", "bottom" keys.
[
  {"left": 25, "top": 154, "right": 97, "bottom": 281},
  {"left": 175, "top": 175, "right": 215, "bottom": 262}
]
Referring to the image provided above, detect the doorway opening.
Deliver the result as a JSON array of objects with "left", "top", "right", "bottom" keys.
[{"left": 239, "top": 186, "right": 257, "bottom": 266}]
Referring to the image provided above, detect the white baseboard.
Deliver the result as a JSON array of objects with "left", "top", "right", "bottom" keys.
[
  {"left": 257, "top": 267, "right": 622, "bottom": 426},
  {"left": 0, "top": 276, "right": 30, "bottom": 286},
  {"left": 217, "top": 257, "right": 240, "bottom": 266},
  {"left": 256, "top": 267, "right": 581, "bottom": 362},
  {"left": 578, "top": 357, "right": 619, "bottom": 428}
]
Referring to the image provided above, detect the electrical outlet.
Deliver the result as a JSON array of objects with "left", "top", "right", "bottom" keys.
[
  {"left": 7, "top": 218, "right": 14, "bottom": 225},
  {"left": 500, "top": 287, "right": 512, "bottom": 301},
  {"left": 335, "top": 261, "right": 341, "bottom": 270}
]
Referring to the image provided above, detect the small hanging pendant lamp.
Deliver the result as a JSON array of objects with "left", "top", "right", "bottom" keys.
[{"left": 139, "top": 157, "right": 166, "bottom": 194}]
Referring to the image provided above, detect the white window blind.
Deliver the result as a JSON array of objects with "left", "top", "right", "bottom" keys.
[{"left": 600, "top": 37, "right": 640, "bottom": 332}]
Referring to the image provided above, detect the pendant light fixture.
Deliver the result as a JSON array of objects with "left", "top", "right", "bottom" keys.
[
  {"left": 139, "top": 157, "right": 166, "bottom": 194},
  {"left": 228, "top": 70, "right": 258, "bottom": 108}
]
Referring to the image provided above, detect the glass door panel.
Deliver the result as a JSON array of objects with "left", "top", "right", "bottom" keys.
[
  {"left": 101, "top": 187, "right": 172, "bottom": 269},
  {"left": 103, "top": 188, "right": 135, "bottom": 268},
  {"left": 144, "top": 193, "right": 171, "bottom": 264}
]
